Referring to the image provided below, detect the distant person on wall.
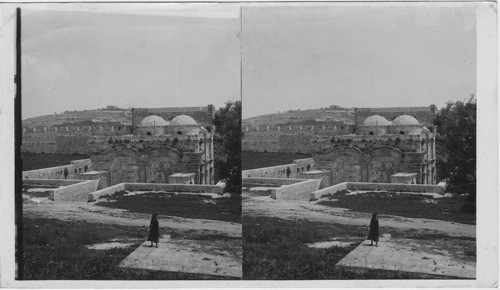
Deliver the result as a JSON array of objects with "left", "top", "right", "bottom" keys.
[
  {"left": 367, "top": 213, "right": 379, "bottom": 247},
  {"left": 148, "top": 213, "right": 160, "bottom": 248}
]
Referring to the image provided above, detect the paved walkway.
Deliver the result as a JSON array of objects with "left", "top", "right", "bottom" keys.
[
  {"left": 337, "top": 238, "right": 476, "bottom": 279},
  {"left": 118, "top": 236, "right": 242, "bottom": 278}
]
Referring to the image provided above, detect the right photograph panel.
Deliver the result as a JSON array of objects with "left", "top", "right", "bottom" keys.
[{"left": 241, "top": 3, "right": 476, "bottom": 280}]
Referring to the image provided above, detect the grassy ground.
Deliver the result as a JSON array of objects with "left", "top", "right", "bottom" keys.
[
  {"left": 318, "top": 191, "right": 476, "bottom": 225},
  {"left": 242, "top": 215, "right": 475, "bottom": 279},
  {"left": 22, "top": 217, "right": 237, "bottom": 280},
  {"left": 242, "top": 151, "right": 312, "bottom": 170},
  {"left": 22, "top": 152, "right": 89, "bottom": 171},
  {"left": 96, "top": 191, "right": 241, "bottom": 223}
]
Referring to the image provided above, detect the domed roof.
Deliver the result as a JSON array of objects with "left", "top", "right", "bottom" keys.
[
  {"left": 361, "top": 115, "right": 391, "bottom": 126},
  {"left": 186, "top": 128, "right": 200, "bottom": 136},
  {"left": 170, "top": 115, "right": 197, "bottom": 125},
  {"left": 392, "top": 115, "right": 420, "bottom": 126},
  {"left": 408, "top": 128, "right": 423, "bottom": 136},
  {"left": 138, "top": 115, "right": 169, "bottom": 127}
]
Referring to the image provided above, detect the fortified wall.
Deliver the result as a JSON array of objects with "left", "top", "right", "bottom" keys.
[
  {"left": 132, "top": 105, "right": 215, "bottom": 133},
  {"left": 242, "top": 122, "right": 355, "bottom": 153},
  {"left": 354, "top": 105, "right": 437, "bottom": 130}
]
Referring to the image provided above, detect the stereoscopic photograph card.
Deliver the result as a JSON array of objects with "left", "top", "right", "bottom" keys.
[{"left": 0, "top": 1, "right": 497, "bottom": 288}]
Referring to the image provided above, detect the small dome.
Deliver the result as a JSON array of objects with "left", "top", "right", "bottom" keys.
[
  {"left": 138, "top": 115, "right": 168, "bottom": 127},
  {"left": 199, "top": 126, "right": 208, "bottom": 134},
  {"left": 408, "top": 128, "right": 423, "bottom": 136},
  {"left": 361, "top": 115, "right": 391, "bottom": 126},
  {"left": 170, "top": 115, "right": 197, "bottom": 125},
  {"left": 186, "top": 128, "right": 200, "bottom": 136},
  {"left": 392, "top": 115, "right": 420, "bottom": 126}
]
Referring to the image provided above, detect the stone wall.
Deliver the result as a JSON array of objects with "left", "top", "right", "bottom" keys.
[
  {"left": 271, "top": 179, "right": 322, "bottom": 201},
  {"left": 50, "top": 179, "right": 99, "bottom": 202},
  {"left": 242, "top": 177, "right": 305, "bottom": 187},
  {"left": 23, "top": 178, "right": 82, "bottom": 187},
  {"left": 55, "top": 136, "right": 90, "bottom": 154},
  {"left": 242, "top": 159, "right": 315, "bottom": 179},
  {"left": 310, "top": 182, "right": 445, "bottom": 200},
  {"left": 23, "top": 159, "right": 93, "bottom": 180},
  {"left": 310, "top": 182, "right": 349, "bottom": 200},
  {"left": 125, "top": 183, "right": 223, "bottom": 194},
  {"left": 87, "top": 182, "right": 223, "bottom": 201},
  {"left": 87, "top": 183, "right": 126, "bottom": 201},
  {"left": 346, "top": 182, "right": 444, "bottom": 194}
]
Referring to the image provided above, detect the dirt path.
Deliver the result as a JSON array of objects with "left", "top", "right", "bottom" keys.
[
  {"left": 24, "top": 198, "right": 241, "bottom": 238},
  {"left": 243, "top": 193, "right": 475, "bottom": 238}
]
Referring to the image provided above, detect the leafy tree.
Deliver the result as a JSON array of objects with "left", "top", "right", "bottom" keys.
[
  {"left": 434, "top": 95, "right": 476, "bottom": 202},
  {"left": 213, "top": 101, "right": 241, "bottom": 194}
]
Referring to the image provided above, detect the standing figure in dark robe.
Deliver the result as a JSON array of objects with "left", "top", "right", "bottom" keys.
[
  {"left": 147, "top": 213, "right": 160, "bottom": 248},
  {"left": 367, "top": 212, "right": 379, "bottom": 246}
]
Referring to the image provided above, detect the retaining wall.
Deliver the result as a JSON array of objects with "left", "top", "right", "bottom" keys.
[
  {"left": 125, "top": 183, "right": 223, "bottom": 194},
  {"left": 87, "top": 183, "right": 127, "bottom": 201},
  {"left": 87, "top": 182, "right": 224, "bottom": 202},
  {"left": 310, "top": 182, "right": 445, "bottom": 200},
  {"left": 50, "top": 179, "right": 99, "bottom": 202},
  {"left": 23, "top": 159, "right": 93, "bottom": 180},
  {"left": 242, "top": 158, "right": 316, "bottom": 179},
  {"left": 346, "top": 182, "right": 445, "bottom": 194},
  {"left": 310, "top": 182, "right": 349, "bottom": 200},
  {"left": 23, "top": 178, "right": 82, "bottom": 187},
  {"left": 242, "top": 177, "right": 305, "bottom": 187},
  {"left": 271, "top": 179, "right": 321, "bottom": 201}
]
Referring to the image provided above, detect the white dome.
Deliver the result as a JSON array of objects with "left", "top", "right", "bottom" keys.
[
  {"left": 361, "top": 115, "right": 391, "bottom": 126},
  {"left": 408, "top": 128, "right": 423, "bottom": 136},
  {"left": 170, "top": 115, "right": 197, "bottom": 125},
  {"left": 186, "top": 128, "right": 200, "bottom": 136},
  {"left": 392, "top": 115, "right": 420, "bottom": 126},
  {"left": 138, "top": 115, "right": 169, "bottom": 127}
]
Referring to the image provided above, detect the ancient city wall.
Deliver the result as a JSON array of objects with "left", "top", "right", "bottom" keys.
[
  {"left": 242, "top": 139, "right": 280, "bottom": 152},
  {"left": 271, "top": 179, "right": 322, "bottom": 201},
  {"left": 50, "top": 179, "right": 99, "bottom": 202}
]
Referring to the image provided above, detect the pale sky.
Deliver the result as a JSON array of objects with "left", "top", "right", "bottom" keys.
[
  {"left": 21, "top": 4, "right": 476, "bottom": 120},
  {"left": 242, "top": 4, "right": 476, "bottom": 118},
  {"left": 22, "top": 4, "right": 241, "bottom": 119}
]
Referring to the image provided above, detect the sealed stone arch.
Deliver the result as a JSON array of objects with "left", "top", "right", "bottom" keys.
[
  {"left": 313, "top": 146, "right": 363, "bottom": 184},
  {"left": 142, "top": 147, "right": 182, "bottom": 183},
  {"left": 364, "top": 146, "right": 404, "bottom": 183}
]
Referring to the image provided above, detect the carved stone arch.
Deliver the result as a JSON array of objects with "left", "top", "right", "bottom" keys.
[
  {"left": 142, "top": 147, "right": 182, "bottom": 183},
  {"left": 313, "top": 146, "right": 363, "bottom": 184},
  {"left": 364, "top": 146, "right": 404, "bottom": 161},
  {"left": 92, "top": 147, "right": 142, "bottom": 185},
  {"left": 364, "top": 146, "right": 403, "bottom": 183}
]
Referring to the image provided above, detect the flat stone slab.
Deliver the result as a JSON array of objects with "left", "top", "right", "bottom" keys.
[
  {"left": 118, "top": 238, "right": 242, "bottom": 278},
  {"left": 337, "top": 238, "right": 475, "bottom": 279}
]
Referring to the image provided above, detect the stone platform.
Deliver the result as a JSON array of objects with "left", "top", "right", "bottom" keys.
[
  {"left": 337, "top": 238, "right": 475, "bottom": 279},
  {"left": 118, "top": 237, "right": 242, "bottom": 278}
]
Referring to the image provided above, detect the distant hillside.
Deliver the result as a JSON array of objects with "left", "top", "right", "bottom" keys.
[
  {"left": 243, "top": 107, "right": 355, "bottom": 126},
  {"left": 22, "top": 108, "right": 132, "bottom": 127}
]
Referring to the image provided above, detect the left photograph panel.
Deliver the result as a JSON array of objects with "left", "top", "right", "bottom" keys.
[{"left": 18, "top": 3, "right": 242, "bottom": 280}]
